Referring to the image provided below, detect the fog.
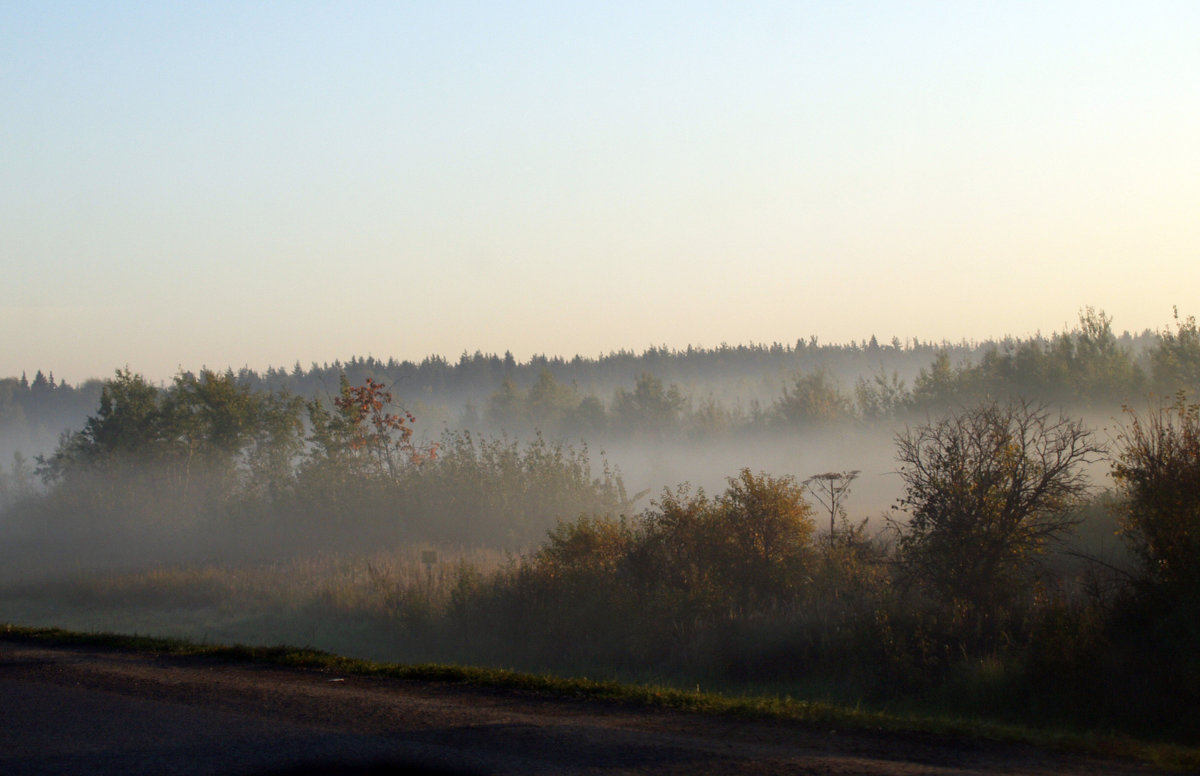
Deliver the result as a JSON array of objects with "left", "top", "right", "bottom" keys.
[
  {"left": 0, "top": 316, "right": 1183, "bottom": 678},
  {"left": 0, "top": 427, "right": 906, "bottom": 585},
  {"left": 599, "top": 428, "right": 902, "bottom": 519}
]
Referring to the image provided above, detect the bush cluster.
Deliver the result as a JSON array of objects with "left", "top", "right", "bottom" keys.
[
  {"left": 371, "top": 401, "right": 1200, "bottom": 741},
  {"left": 9, "top": 371, "right": 631, "bottom": 557}
]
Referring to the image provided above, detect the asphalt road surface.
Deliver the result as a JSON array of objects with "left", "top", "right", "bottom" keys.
[{"left": 0, "top": 637, "right": 1172, "bottom": 775}]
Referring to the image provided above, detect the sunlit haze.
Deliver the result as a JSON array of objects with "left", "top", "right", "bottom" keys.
[{"left": 4, "top": 2, "right": 1198, "bottom": 385}]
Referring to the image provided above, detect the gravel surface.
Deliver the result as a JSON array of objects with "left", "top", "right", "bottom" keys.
[{"left": 0, "top": 637, "right": 1173, "bottom": 775}]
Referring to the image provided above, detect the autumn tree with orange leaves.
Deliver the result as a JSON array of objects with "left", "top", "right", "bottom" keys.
[{"left": 306, "top": 375, "right": 436, "bottom": 483}]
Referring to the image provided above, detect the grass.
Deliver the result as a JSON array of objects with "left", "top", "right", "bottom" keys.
[
  {"left": 3, "top": 622, "right": 1198, "bottom": 772},
  {"left": 2, "top": 549, "right": 1198, "bottom": 772},
  {"left": 0, "top": 548, "right": 508, "bottom": 662}
]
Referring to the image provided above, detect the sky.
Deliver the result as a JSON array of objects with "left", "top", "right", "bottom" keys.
[{"left": 3, "top": 1, "right": 1198, "bottom": 385}]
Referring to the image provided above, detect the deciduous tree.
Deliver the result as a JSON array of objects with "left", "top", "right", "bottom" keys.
[
  {"left": 774, "top": 371, "right": 852, "bottom": 425},
  {"left": 892, "top": 400, "right": 1100, "bottom": 634}
]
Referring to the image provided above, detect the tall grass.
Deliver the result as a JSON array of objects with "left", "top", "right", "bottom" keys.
[
  {"left": 0, "top": 547, "right": 509, "bottom": 663},
  {"left": 2, "top": 524, "right": 1196, "bottom": 747}
]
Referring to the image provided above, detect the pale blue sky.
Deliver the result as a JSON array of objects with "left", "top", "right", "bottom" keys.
[{"left": 3, "top": 1, "right": 1198, "bottom": 383}]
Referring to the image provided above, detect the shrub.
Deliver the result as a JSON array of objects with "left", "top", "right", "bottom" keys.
[{"left": 1112, "top": 394, "right": 1200, "bottom": 596}]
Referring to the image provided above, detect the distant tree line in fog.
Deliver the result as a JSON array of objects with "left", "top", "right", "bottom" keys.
[
  {"left": 4, "top": 308, "right": 1198, "bottom": 452},
  {"left": 1, "top": 370, "right": 631, "bottom": 550}
]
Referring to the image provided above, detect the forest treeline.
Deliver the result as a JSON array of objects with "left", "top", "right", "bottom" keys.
[
  {"left": 0, "top": 371, "right": 631, "bottom": 550},
  {"left": 3, "top": 308, "right": 1199, "bottom": 455}
]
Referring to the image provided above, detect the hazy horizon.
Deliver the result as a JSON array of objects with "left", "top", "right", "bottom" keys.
[
  {"left": 5, "top": 2, "right": 1198, "bottom": 386},
  {"left": 1, "top": 306, "right": 1170, "bottom": 388}
]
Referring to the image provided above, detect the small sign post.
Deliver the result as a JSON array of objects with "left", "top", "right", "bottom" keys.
[{"left": 421, "top": 550, "right": 438, "bottom": 585}]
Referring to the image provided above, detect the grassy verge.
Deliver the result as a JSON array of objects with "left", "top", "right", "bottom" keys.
[{"left": 3, "top": 623, "right": 1197, "bottom": 772}]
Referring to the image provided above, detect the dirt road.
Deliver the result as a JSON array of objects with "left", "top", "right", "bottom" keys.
[{"left": 0, "top": 637, "right": 1170, "bottom": 775}]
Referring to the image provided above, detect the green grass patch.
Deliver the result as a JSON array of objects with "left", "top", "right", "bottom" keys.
[{"left": 3, "top": 623, "right": 1196, "bottom": 772}]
